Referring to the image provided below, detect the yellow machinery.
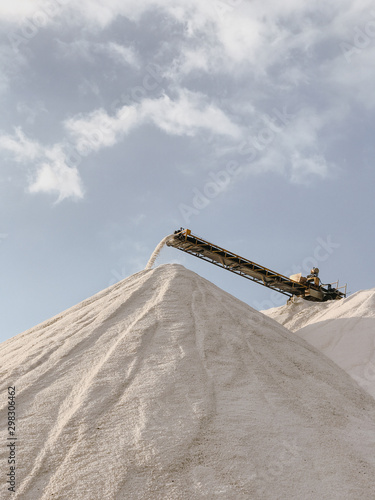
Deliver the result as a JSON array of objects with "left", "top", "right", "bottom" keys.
[{"left": 167, "top": 228, "right": 347, "bottom": 302}]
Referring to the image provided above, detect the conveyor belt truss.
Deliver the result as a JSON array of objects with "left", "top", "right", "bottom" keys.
[{"left": 166, "top": 229, "right": 346, "bottom": 302}]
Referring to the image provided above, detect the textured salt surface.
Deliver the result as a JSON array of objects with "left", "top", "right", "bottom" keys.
[
  {"left": 1, "top": 265, "right": 375, "bottom": 499},
  {"left": 263, "top": 289, "right": 375, "bottom": 398}
]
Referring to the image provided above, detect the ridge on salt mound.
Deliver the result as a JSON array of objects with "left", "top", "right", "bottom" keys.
[
  {"left": 1, "top": 264, "right": 375, "bottom": 500},
  {"left": 263, "top": 288, "right": 375, "bottom": 398}
]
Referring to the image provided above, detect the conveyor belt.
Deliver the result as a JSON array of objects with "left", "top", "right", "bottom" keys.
[{"left": 166, "top": 229, "right": 346, "bottom": 301}]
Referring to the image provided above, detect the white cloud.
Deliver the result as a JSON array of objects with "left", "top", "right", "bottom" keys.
[
  {"left": 0, "top": 1, "right": 50, "bottom": 24},
  {"left": 139, "top": 90, "right": 241, "bottom": 138},
  {"left": 0, "top": 127, "right": 42, "bottom": 161},
  {"left": 64, "top": 106, "right": 140, "bottom": 155},
  {"left": 28, "top": 145, "right": 84, "bottom": 201},
  {"left": 2, "top": 0, "right": 374, "bottom": 201},
  {"left": 28, "top": 162, "right": 83, "bottom": 201},
  {"left": 63, "top": 93, "right": 340, "bottom": 188},
  {"left": 0, "top": 89, "right": 241, "bottom": 203},
  {"left": 4, "top": 0, "right": 374, "bottom": 112},
  {"left": 64, "top": 89, "right": 242, "bottom": 153},
  {"left": 0, "top": 130, "right": 83, "bottom": 201}
]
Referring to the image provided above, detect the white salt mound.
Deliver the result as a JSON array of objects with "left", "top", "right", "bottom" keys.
[
  {"left": 264, "top": 289, "right": 375, "bottom": 398},
  {"left": 1, "top": 264, "right": 375, "bottom": 499}
]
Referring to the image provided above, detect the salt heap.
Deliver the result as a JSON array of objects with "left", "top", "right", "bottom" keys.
[
  {"left": 264, "top": 288, "right": 375, "bottom": 398},
  {"left": 1, "top": 264, "right": 375, "bottom": 499}
]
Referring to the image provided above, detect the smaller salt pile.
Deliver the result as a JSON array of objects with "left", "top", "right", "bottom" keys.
[{"left": 263, "top": 288, "right": 375, "bottom": 398}]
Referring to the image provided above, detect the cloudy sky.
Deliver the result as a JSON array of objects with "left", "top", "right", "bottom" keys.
[{"left": 1, "top": 0, "right": 374, "bottom": 342}]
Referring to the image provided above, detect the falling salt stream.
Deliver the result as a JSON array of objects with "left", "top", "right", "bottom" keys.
[{"left": 145, "top": 234, "right": 174, "bottom": 270}]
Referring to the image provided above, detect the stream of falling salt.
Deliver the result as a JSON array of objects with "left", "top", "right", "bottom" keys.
[{"left": 145, "top": 234, "right": 174, "bottom": 270}]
